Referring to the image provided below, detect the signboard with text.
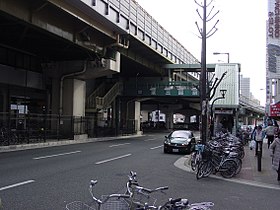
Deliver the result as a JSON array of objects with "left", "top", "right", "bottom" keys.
[{"left": 270, "top": 103, "right": 280, "bottom": 116}]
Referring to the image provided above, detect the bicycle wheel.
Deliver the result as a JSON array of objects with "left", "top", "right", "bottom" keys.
[
  {"left": 196, "top": 162, "right": 205, "bottom": 180},
  {"left": 196, "top": 160, "right": 212, "bottom": 179},
  {"left": 233, "top": 158, "right": 242, "bottom": 175},
  {"left": 190, "top": 152, "right": 197, "bottom": 171},
  {"left": 220, "top": 160, "right": 238, "bottom": 178},
  {"left": 202, "top": 161, "right": 213, "bottom": 177}
]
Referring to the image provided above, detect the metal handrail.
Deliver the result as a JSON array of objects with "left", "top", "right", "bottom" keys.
[
  {"left": 96, "top": 82, "right": 123, "bottom": 109},
  {"left": 86, "top": 83, "right": 106, "bottom": 109}
]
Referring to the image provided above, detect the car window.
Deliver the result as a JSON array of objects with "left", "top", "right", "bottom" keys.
[{"left": 170, "top": 131, "right": 191, "bottom": 138}]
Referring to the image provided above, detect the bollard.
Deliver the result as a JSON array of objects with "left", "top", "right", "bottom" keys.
[
  {"left": 257, "top": 142, "right": 262, "bottom": 171},
  {"left": 257, "top": 151, "right": 262, "bottom": 171}
]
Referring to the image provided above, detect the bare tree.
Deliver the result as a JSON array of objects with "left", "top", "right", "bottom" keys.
[{"left": 194, "top": 0, "right": 219, "bottom": 144}]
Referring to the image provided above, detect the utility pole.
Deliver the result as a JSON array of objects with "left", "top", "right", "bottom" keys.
[
  {"left": 200, "top": 0, "right": 207, "bottom": 145},
  {"left": 194, "top": 0, "right": 219, "bottom": 144}
]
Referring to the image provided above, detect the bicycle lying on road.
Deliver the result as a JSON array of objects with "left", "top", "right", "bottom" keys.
[
  {"left": 136, "top": 198, "right": 214, "bottom": 210},
  {"left": 66, "top": 171, "right": 214, "bottom": 210}
]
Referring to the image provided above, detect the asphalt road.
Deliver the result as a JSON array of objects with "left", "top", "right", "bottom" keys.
[{"left": 0, "top": 133, "right": 279, "bottom": 210}]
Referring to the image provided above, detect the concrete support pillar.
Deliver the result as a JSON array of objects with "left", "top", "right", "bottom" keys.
[
  {"left": 141, "top": 110, "right": 149, "bottom": 122},
  {"left": 114, "top": 97, "right": 121, "bottom": 135},
  {"left": 135, "top": 101, "right": 141, "bottom": 134},
  {"left": 0, "top": 88, "right": 8, "bottom": 112},
  {"left": 51, "top": 78, "right": 60, "bottom": 115},
  {"left": 126, "top": 100, "right": 141, "bottom": 134},
  {"left": 62, "top": 78, "right": 86, "bottom": 139},
  {"left": 63, "top": 78, "right": 86, "bottom": 116},
  {"left": 166, "top": 112, "right": 174, "bottom": 130}
]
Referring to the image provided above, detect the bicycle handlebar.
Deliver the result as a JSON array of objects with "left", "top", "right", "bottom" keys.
[
  {"left": 134, "top": 185, "right": 169, "bottom": 194},
  {"left": 89, "top": 179, "right": 130, "bottom": 205}
]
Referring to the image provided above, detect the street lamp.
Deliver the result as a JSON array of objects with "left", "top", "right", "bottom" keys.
[
  {"left": 210, "top": 89, "right": 227, "bottom": 137},
  {"left": 213, "top": 52, "right": 230, "bottom": 63}
]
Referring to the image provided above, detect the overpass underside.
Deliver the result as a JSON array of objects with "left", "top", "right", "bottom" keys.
[{"left": 0, "top": 0, "right": 203, "bottom": 144}]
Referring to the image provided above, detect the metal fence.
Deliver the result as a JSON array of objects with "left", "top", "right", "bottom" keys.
[
  {"left": 0, "top": 112, "right": 94, "bottom": 146},
  {"left": 0, "top": 112, "right": 138, "bottom": 146}
]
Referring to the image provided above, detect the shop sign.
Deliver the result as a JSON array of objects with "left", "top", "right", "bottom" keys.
[
  {"left": 268, "top": 0, "right": 280, "bottom": 39},
  {"left": 270, "top": 103, "right": 280, "bottom": 116}
]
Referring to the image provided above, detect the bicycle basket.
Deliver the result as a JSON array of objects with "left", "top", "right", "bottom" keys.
[
  {"left": 195, "top": 144, "right": 205, "bottom": 152},
  {"left": 66, "top": 201, "right": 96, "bottom": 210},
  {"left": 99, "top": 195, "right": 129, "bottom": 210}
]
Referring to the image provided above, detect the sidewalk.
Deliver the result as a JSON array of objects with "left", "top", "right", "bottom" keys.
[
  {"left": 236, "top": 140, "right": 277, "bottom": 185},
  {"left": 177, "top": 136, "right": 280, "bottom": 189}
]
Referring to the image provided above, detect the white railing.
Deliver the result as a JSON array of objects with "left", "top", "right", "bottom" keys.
[{"left": 239, "top": 95, "right": 265, "bottom": 113}]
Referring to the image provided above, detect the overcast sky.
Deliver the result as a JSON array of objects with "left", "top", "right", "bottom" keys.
[{"left": 136, "top": 0, "right": 267, "bottom": 105}]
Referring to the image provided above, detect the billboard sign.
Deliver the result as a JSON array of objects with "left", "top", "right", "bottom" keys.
[{"left": 270, "top": 102, "right": 280, "bottom": 116}]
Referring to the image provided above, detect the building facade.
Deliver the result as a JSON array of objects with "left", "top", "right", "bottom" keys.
[
  {"left": 240, "top": 75, "right": 251, "bottom": 99},
  {"left": 267, "top": 0, "right": 280, "bottom": 113}
]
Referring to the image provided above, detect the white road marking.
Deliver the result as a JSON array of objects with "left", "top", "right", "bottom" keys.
[
  {"left": 109, "top": 143, "right": 131, "bottom": 147},
  {"left": 144, "top": 138, "right": 157, "bottom": 141},
  {"left": 95, "top": 154, "right": 132, "bottom": 165},
  {"left": 0, "top": 180, "right": 35, "bottom": 191},
  {"left": 33, "top": 151, "right": 81, "bottom": 160},
  {"left": 150, "top": 145, "right": 163, "bottom": 150}
]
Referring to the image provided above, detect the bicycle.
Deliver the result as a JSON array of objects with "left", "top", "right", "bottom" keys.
[
  {"left": 66, "top": 172, "right": 213, "bottom": 210},
  {"left": 190, "top": 143, "right": 204, "bottom": 172},
  {"left": 123, "top": 172, "right": 213, "bottom": 209},
  {"left": 89, "top": 180, "right": 131, "bottom": 210},
  {"left": 135, "top": 197, "right": 214, "bottom": 210},
  {"left": 196, "top": 146, "right": 238, "bottom": 179},
  {"left": 66, "top": 179, "right": 131, "bottom": 210},
  {"left": 124, "top": 171, "right": 169, "bottom": 208}
]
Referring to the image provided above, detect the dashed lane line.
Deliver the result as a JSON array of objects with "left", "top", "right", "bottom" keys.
[
  {"left": 150, "top": 145, "right": 163, "bottom": 150},
  {"left": 33, "top": 151, "right": 81, "bottom": 160},
  {"left": 109, "top": 143, "right": 131, "bottom": 147},
  {"left": 0, "top": 180, "right": 35, "bottom": 191},
  {"left": 95, "top": 154, "right": 132, "bottom": 165},
  {"left": 144, "top": 138, "right": 157, "bottom": 141}
]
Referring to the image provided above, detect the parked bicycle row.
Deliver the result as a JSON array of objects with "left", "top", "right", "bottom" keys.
[
  {"left": 66, "top": 171, "right": 214, "bottom": 210},
  {"left": 190, "top": 132, "right": 244, "bottom": 180}
]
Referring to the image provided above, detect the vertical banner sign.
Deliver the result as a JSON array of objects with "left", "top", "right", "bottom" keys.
[
  {"left": 268, "top": 0, "right": 280, "bottom": 39},
  {"left": 267, "top": 0, "right": 280, "bottom": 73}
]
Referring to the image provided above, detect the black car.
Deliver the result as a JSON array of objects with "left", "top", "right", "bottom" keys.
[{"left": 163, "top": 130, "right": 196, "bottom": 154}]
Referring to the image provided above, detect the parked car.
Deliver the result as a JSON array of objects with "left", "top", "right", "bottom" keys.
[{"left": 163, "top": 130, "right": 196, "bottom": 154}]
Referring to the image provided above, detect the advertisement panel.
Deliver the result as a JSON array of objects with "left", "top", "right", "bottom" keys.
[
  {"left": 270, "top": 102, "right": 280, "bottom": 116},
  {"left": 267, "top": 0, "right": 280, "bottom": 76}
]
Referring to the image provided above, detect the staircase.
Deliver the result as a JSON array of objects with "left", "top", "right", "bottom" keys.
[{"left": 86, "top": 82, "right": 123, "bottom": 112}]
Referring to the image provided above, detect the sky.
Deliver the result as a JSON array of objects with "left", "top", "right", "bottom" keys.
[{"left": 136, "top": 0, "right": 267, "bottom": 106}]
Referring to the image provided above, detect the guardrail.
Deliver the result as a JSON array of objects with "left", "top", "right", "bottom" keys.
[
  {"left": 81, "top": 0, "right": 199, "bottom": 64},
  {"left": 239, "top": 95, "right": 265, "bottom": 113}
]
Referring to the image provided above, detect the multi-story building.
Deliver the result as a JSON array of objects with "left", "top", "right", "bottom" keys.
[
  {"left": 267, "top": 0, "right": 280, "bottom": 115},
  {"left": 240, "top": 75, "right": 251, "bottom": 99}
]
